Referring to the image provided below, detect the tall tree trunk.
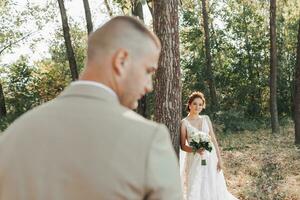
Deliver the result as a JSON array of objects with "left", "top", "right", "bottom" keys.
[
  {"left": 82, "top": 0, "right": 93, "bottom": 35},
  {"left": 131, "top": 0, "right": 147, "bottom": 117},
  {"left": 200, "top": 0, "right": 218, "bottom": 112},
  {"left": 57, "top": 0, "right": 79, "bottom": 81},
  {"left": 270, "top": 0, "right": 280, "bottom": 134},
  {"left": 294, "top": 20, "right": 300, "bottom": 145},
  {"left": 0, "top": 82, "right": 7, "bottom": 118},
  {"left": 104, "top": 0, "right": 113, "bottom": 17},
  {"left": 153, "top": 0, "right": 181, "bottom": 156}
]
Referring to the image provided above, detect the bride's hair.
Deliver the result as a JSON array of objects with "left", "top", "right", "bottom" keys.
[{"left": 187, "top": 91, "right": 206, "bottom": 111}]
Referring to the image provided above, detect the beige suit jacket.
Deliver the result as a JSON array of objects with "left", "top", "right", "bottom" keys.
[{"left": 0, "top": 84, "right": 182, "bottom": 200}]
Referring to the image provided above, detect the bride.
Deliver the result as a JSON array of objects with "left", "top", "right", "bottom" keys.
[{"left": 179, "top": 91, "right": 238, "bottom": 200}]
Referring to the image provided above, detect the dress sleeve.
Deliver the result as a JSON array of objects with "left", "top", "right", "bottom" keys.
[{"left": 203, "top": 115, "right": 213, "bottom": 133}]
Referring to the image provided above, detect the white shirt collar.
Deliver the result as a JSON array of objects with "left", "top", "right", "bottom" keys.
[{"left": 71, "top": 80, "right": 118, "bottom": 99}]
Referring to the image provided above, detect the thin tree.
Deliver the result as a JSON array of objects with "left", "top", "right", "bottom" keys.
[
  {"left": 57, "top": 0, "right": 79, "bottom": 81},
  {"left": 0, "top": 82, "right": 6, "bottom": 118},
  {"left": 294, "top": 20, "right": 300, "bottom": 145},
  {"left": 82, "top": 0, "right": 93, "bottom": 35},
  {"left": 270, "top": 0, "right": 280, "bottom": 134},
  {"left": 153, "top": 0, "right": 181, "bottom": 156},
  {"left": 200, "top": 0, "right": 218, "bottom": 112},
  {"left": 104, "top": 0, "right": 113, "bottom": 17}
]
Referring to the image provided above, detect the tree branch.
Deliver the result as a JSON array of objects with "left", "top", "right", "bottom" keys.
[{"left": 0, "top": 31, "right": 36, "bottom": 56}]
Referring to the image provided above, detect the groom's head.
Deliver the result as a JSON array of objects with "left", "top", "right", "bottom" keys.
[{"left": 80, "top": 16, "right": 161, "bottom": 109}]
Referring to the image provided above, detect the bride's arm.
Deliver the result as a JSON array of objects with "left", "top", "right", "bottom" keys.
[
  {"left": 180, "top": 121, "right": 194, "bottom": 153},
  {"left": 206, "top": 116, "right": 222, "bottom": 163},
  {"left": 180, "top": 121, "right": 205, "bottom": 155}
]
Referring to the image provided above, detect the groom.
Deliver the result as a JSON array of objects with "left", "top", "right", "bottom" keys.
[{"left": 0, "top": 16, "right": 182, "bottom": 199}]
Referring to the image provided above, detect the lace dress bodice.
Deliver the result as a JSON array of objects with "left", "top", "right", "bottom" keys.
[{"left": 183, "top": 116, "right": 210, "bottom": 144}]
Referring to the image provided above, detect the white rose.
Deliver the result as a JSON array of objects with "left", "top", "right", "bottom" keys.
[{"left": 191, "top": 132, "right": 200, "bottom": 143}]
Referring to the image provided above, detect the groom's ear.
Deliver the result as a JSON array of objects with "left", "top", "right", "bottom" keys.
[{"left": 112, "top": 48, "right": 129, "bottom": 77}]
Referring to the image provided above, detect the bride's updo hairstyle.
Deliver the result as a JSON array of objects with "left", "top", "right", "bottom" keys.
[{"left": 187, "top": 91, "right": 206, "bottom": 112}]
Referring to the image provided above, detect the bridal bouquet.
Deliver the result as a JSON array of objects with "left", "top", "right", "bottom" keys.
[{"left": 189, "top": 131, "right": 213, "bottom": 165}]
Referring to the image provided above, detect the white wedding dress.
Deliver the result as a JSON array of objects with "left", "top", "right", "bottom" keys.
[{"left": 180, "top": 115, "right": 238, "bottom": 200}]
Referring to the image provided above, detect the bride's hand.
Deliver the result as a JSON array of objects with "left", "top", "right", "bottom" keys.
[
  {"left": 217, "top": 160, "right": 223, "bottom": 172},
  {"left": 197, "top": 148, "right": 204, "bottom": 155}
]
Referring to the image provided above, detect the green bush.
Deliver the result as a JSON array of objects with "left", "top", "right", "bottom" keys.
[{"left": 215, "top": 109, "right": 265, "bottom": 133}]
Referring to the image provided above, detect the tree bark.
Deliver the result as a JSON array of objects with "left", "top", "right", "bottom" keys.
[
  {"left": 0, "top": 82, "right": 7, "bottom": 118},
  {"left": 82, "top": 0, "right": 93, "bottom": 35},
  {"left": 294, "top": 20, "right": 300, "bottom": 145},
  {"left": 270, "top": 0, "right": 280, "bottom": 134},
  {"left": 200, "top": 0, "right": 218, "bottom": 112},
  {"left": 153, "top": 0, "right": 181, "bottom": 156},
  {"left": 57, "top": 0, "right": 79, "bottom": 81}
]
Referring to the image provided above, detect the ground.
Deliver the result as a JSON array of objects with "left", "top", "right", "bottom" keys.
[{"left": 220, "top": 124, "right": 300, "bottom": 200}]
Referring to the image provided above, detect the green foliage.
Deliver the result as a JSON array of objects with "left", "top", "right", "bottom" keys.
[
  {"left": 3, "top": 58, "right": 40, "bottom": 116},
  {"left": 276, "top": 0, "right": 300, "bottom": 116},
  {"left": 0, "top": 57, "right": 71, "bottom": 131},
  {"left": 0, "top": 58, "right": 39, "bottom": 129},
  {"left": 50, "top": 24, "right": 87, "bottom": 74},
  {"left": 180, "top": 7, "right": 211, "bottom": 114},
  {"left": 112, "top": 0, "right": 131, "bottom": 14},
  {"left": 33, "top": 59, "right": 71, "bottom": 103},
  {"left": 216, "top": 0, "right": 270, "bottom": 117},
  {"left": 180, "top": 0, "right": 300, "bottom": 132},
  {"left": 0, "top": 0, "right": 55, "bottom": 57},
  {"left": 1, "top": 0, "right": 300, "bottom": 133},
  {"left": 0, "top": 117, "right": 9, "bottom": 132},
  {"left": 0, "top": 0, "right": 26, "bottom": 56},
  {"left": 216, "top": 109, "right": 266, "bottom": 133},
  {"left": 0, "top": 20, "right": 87, "bottom": 130}
]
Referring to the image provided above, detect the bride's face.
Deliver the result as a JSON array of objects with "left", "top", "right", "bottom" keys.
[{"left": 189, "top": 98, "right": 204, "bottom": 114}]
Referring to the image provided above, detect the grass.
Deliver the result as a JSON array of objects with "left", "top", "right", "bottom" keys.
[{"left": 219, "top": 124, "right": 300, "bottom": 200}]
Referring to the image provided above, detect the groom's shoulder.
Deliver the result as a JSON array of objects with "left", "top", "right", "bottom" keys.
[{"left": 118, "top": 108, "right": 168, "bottom": 133}]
